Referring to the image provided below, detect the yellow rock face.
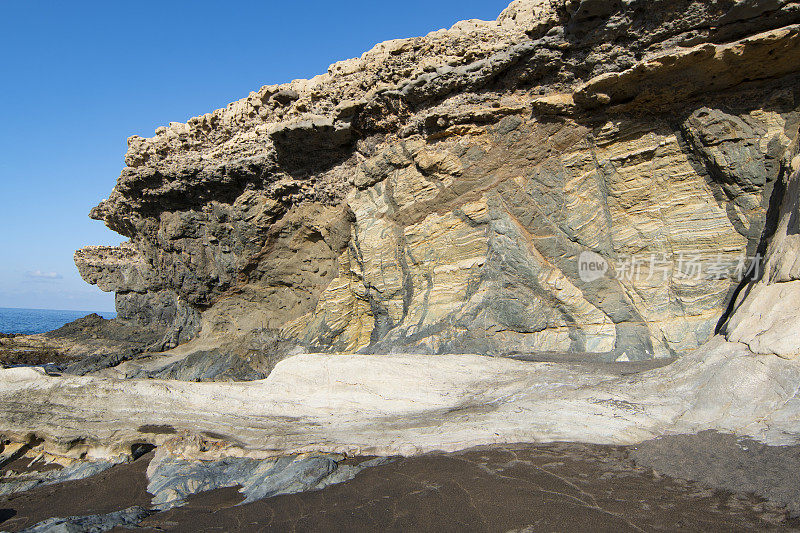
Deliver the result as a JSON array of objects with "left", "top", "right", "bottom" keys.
[
  {"left": 74, "top": 0, "right": 800, "bottom": 364},
  {"left": 286, "top": 101, "right": 793, "bottom": 358}
]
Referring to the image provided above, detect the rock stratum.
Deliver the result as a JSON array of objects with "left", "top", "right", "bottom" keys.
[
  {"left": 3, "top": 0, "right": 800, "bottom": 527},
  {"left": 73, "top": 0, "right": 800, "bottom": 361}
]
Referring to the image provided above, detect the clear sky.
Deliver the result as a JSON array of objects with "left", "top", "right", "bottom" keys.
[{"left": 0, "top": 0, "right": 511, "bottom": 313}]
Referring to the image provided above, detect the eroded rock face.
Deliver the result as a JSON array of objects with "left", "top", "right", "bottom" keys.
[
  {"left": 145, "top": 448, "right": 390, "bottom": 510},
  {"left": 77, "top": 0, "right": 800, "bottom": 362},
  {"left": 1, "top": 337, "right": 799, "bottom": 458},
  {"left": 724, "top": 150, "right": 800, "bottom": 357}
]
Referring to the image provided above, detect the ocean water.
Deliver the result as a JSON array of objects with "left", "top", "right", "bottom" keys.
[{"left": 0, "top": 307, "right": 117, "bottom": 335}]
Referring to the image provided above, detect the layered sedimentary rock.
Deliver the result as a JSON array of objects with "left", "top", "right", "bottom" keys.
[
  {"left": 724, "top": 163, "right": 800, "bottom": 357},
  {"left": 0, "top": 337, "right": 798, "bottom": 460},
  {"left": 3, "top": 1, "right": 800, "bottom": 523},
  {"left": 74, "top": 0, "right": 800, "bottom": 365}
]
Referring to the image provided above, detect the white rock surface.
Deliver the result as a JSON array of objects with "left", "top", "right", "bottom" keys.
[
  {"left": 726, "top": 169, "right": 800, "bottom": 358},
  {"left": 0, "top": 337, "right": 798, "bottom": 460}
]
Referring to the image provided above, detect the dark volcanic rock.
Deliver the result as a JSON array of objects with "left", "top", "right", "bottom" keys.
[
  {"left": 18, "top": 506, "right": 151, "bottom": 533},
  {"left": 0, "top": 312, "right": 160, "bottom": 370},
  {"left": 126, "top": 328, "right": 302, "bottom": 382},
  {"left": 146, "top": 451, "right": 391, "bottom": 510},
  {"left": 0, "top": 313, "right": 167, "bottom": 375}
]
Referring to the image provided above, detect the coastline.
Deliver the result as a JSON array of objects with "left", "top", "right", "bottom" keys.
[{"left": 0, "top": 308, "right": 116, "bottom": 336}]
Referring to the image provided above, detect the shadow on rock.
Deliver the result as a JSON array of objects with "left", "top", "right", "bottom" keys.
[{"left": 0, "top": 508, "right": 16, "bottom": 524}]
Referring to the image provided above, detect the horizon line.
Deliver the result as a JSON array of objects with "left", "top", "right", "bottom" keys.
[{"left": 0, "top": 306, "right": 116, "bottom": 314}]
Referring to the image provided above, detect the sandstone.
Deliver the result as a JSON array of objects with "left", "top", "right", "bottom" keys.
[
  {"left": 66, "top": 0, "right": 799, "bottom": 370},
  {"left": 0, "top": 338, "right": 798, "bottom": 465},
  {"left": 574, "top": 25, "right": 800, "bottom": 112},
  {"left": 531, "top": 93, "right": 577, "bottom": 115},
  {"left": 3, "top": 5, "right": 800, "bottom": 526}
]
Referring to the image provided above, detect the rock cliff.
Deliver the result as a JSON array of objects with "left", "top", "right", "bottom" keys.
[
  {"left": 76, "top": 0, "right": 800, "bottom": 367},
  {"left": 3, "top": 1, "right": 800, "bottom": 525}
]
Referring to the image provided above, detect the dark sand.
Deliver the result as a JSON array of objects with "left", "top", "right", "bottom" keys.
[
  {"left": 2, "top": 441, "right": 798, "bottom": 532},
  {"left": 632, "top": 432, "right": 800, "bottom": 517},
  {"left": 0, "top": 454, "right": 61, "bottom": 476},
  {"left": 0, "top": 451, "right": 153, "bottom": 531}
]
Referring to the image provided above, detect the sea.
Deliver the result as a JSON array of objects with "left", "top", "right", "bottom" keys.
[{"left": 0, "top": 307, "right": 117, "bottom": 335}]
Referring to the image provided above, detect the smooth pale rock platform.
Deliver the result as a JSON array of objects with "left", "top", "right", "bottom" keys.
[
  {"left": 0, "top": 336, "right": 798, "bottom": 460},
  {"left": 0, "top": 338, "right": 800, "bottom": 456}
]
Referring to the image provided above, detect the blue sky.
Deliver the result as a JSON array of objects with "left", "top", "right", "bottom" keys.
[{"left": 0, "top": 0, "right": 511, "bottom": 312}]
